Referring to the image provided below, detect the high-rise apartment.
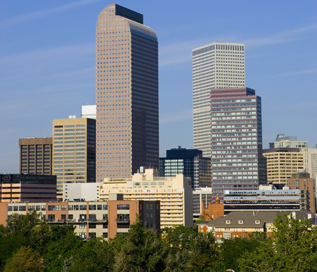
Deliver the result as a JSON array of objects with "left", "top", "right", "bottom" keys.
[
  {"left": 52, "top": 117, "right": 96, "bottom": 199},
  {"left": 210, "top": 87, "right": 266, "bottom": 200},
  {"left": 192, "top": 42, "right": 245, "bottom": 157},
  {"left": 19, "top": 137, "right": 52, "bottom": 175},
  {"left": 96, "top": 4, "right": 159, "bottom": 181}
]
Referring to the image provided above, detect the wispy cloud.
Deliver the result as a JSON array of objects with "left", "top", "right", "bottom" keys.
[
  {"left": 159, "top": 24, "right": 317, "bottom": 67},
  {"left": 272, "top": 69, "right": 317, "bottom": 78},
  {"left": 160, "top": 109, "right": 192, "bottom": 125},
  {"left": 0, "top": 0, "right": 102, "bottom": 28}
]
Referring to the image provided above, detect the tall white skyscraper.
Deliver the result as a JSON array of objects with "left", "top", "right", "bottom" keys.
[{"left": 192, "top": 42, "right": 245, "bottom": 157}]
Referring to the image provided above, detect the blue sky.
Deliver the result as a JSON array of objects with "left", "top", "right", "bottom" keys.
[{"left": 1, "top": 0, "right": 316, "bottom": 173}]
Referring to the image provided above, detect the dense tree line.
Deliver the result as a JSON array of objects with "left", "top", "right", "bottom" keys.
[{"left": 0, "top": 211, "right": 317, "bottom": 271}]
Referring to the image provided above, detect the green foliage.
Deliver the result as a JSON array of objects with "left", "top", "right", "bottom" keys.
[
  {"left": 0, "top": 235, "right": 28, "bottom": 271},
  {"left": 113, "top": 216, "right": 166, "bottom": 272},
  {"left": 64, "top": 238, "right": 114, "bottom": 272},
  {"left": 3, "top": 246, "right": 44, "bottom": 272},
  {"left": 238, "top": 213, "right": 317, "bottom": 272},
  {"left": 43, "top": 232, "right": 83, "bottom": 272}
]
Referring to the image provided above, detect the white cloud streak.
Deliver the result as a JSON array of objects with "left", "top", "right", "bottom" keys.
[
  {"left": 159, "top": 24, "right": 317, "bottom": 67},
  {"left": 0, "top": 0, "right": 102, "bottom": 28}
]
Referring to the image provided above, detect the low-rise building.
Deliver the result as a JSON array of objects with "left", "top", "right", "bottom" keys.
[
  {"left": 198, "top": 211, "right": 314, "bottom": 241},
  {"left": 63, "top": 182, "right": 103, "bottom": 201},
  {"left": 224, "top": 185, "right": 310, "bottom": 212},
  {"left": 193, "top": 187, "right": 212, "bottom": 219},
  {"left": 99, "top": 168, "right": 193, "bottom": 228},
  {"left": 0, "top": 198, "right": 160, "bottom": 240},
  {"left": 287, "top": 171, "right": 316, "bottom": 213},
  {"left": 0, "top": 174, "right": 56, "bottom": 202}
]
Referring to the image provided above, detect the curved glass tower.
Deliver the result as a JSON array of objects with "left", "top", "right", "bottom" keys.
[{"left": 96, "top": 4, "right": 159, "bottom": 181}]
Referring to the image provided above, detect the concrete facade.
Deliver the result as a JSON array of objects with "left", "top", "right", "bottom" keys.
[
  {"left": 99, "top": 169, "right": 193, "bottom": 228},
  {"left": 192, "top": 42, "right": 245, "bottom": 158},
  {"left": 210, "top": 87, "right": 266, "bottom": 201},
  {"left": 263, "top": 148, "right": 304, "bottom": 184},
  {"left": 63, "top": 182, "right": 103, "bottom": 201},
  {"left": 96, "top": 4, "right": 159, "bottom": 181},
  {"left": 0, "top": 200, "right": 160, "bottom": 240},
  {"left": 19, "top": 137, "right": 52, "bottom": 175},
  {"left": 52, "top": 117, "right": 96, "bottom": 199},
  {"left": 0, "top": 174, "right": 56, "bottom": 202}
]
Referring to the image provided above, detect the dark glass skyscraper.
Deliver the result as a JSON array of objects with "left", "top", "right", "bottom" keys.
[
  {"left": 96, "top": 4, "right": 159, "bottom": 181},
  {"left": 210, "top": 87, "right": 266, "bottom": 201},
  {"left": 159, "top": 147, "right": 211, "bottom": 189}
]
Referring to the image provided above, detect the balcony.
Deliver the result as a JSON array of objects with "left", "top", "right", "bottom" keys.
[{"left": 116, "top": 219, "right": 130, "bottom": 223}]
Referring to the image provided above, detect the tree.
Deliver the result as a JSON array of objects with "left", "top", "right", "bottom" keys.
[
  {"left": 3, "top": 246, "right": 44, "bottom": 272},
  {"left": 0, "top": 235, "right": 28, "bottom": 271},
  {"left": 65, "top": 238, "right": 114, "bottom": 272},
  {"left": 113, "top": 216, "right": 166, "bottom": 272},
  {"left": 238, "top": 213, "right": 317, "bottom": 272},
  {"left": 44, "top": 232, "right": 83, "bottom": 272}
]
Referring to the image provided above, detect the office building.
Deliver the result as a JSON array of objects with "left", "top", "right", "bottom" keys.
[
  {"left": 210, "top": 87, "right": 266, "bottom": 201},
  {"left": 159, "top": 146, "right": 211, "bottom": 189},
  {"left": 99, "top": 169, "right": 193, "bottom": 228},
  {"left": 287, "top": 171, "right": 315, "bottom": 213},
  {"left": 308, "top": 146, "right": 317, "bottom": 179},
  {"left": 0, "top": 199, "right": 160, "bottom": 240},
  {"left": 192, "top": 42, "right": 245, "bottom": 158},
  {"left": 63, "top": 182, "right": 103, "bottom": 201},
  {"left": 0, "top": 174, "right": 56, "bottom": 202},
  {"left": 52, "top": 117, "right": 96, "bottom": 199},
  {"left": 223, "top": 185, "right": 310, "bottom": 213},
  {"left": 81, "top": 105, "right": 96, "bottom": 119},
  {"left": 193, "top": 187, "right": 212, "bottom": 219},
  {"left": 96, "top": 4, "right": 159, "bottom": 181},
  {"left": 263, "top": 148, "right": 304, "bottom": 184},
  {"left": 269, "top": 134, "right": 308, "bottom": 171},
  {"left": 19, "top": 137, "right": 52, "bottom": 175}
]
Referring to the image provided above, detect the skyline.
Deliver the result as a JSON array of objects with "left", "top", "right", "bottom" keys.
[{"left": 1, "top": 0, "right": 317, "bottom": 173}]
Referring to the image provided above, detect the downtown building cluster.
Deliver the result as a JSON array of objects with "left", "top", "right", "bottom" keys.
[{"left": 2, "top": 3, "right": 317, "bottom": 240}]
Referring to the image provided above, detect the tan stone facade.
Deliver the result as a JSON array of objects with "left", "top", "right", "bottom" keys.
[
  {"left": 0, "top": 200, "right": 159, "bottom": 240},
  {"left": 19, "top": 137, "right": 52, "bottom": 175},
  {"left": 96, "top": 4, "right": 159, "bottom": 181},
  {"left": 263, "top": 148, "right": 304, "bottom": 184},
  {"left": 52, "top": 118, "right": 96, "bottom": 199},
  {"left": 99, "top": 169, "right": 193, "bottom": 228}
]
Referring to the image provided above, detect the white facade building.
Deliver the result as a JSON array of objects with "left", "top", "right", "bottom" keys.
[
  {"left": 63, "top": 182, "right": 103, "bottom": 201},
  {"left": 192, "top": 42, "right": 245, "bottom": 157},
  {"left": 81, "top": 105, "right": 96, "bottom": 119},
  {"left": 308, "top": 147, "right": 317, "bottom": 179}
]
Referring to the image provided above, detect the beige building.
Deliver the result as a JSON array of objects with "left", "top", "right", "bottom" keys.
[
  {"left": 0, "top": 199, "right": 159, "bottom": 240},
  {"left": 192, "top": 42, "right": 245, "bottom": 158},
  {"left": 263, "top": 148, "right": 304, "bottom": 184},
  {"left": 96, "top": 4, "right": 159, "bottom": 181},
  {"left": 269, "top": 134, "right": 308, "bottom": 171},
  {"left": 99, "top": 169, "right": 193, "bottom": 228},
  {"left": 308, "top": 147, "right": 317, "bottom": 179},
  {"left": 19, "top": 137, "right": 52, "bottom": 175},
  {"left": 52, "top": 117, "right": 96, "bottom": 199}
]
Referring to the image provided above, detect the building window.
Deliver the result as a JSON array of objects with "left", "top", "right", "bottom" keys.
[
  {"left": 19, "top": 206, "right": 26, "bottom": 211},
  {"left": 89, "top": 223, "right": 96, "bottom": 229},
  {"left": 255, "top": 220, "right": 260, "bottom": 224},
  {"left": 225, "top": 220, "right": 231, "bottom": 224},
  {"left": 117, "top": 204, "right": 129, "bottom": 210},
  {"left": 79, "top": 232, "right": 86, "bottom": 239},
  {"left": 68, "top": 214, "right": 73, "bottom": 220},
  {"left": 8, "top": 206, "right": 12, "bottom": 212},
  {"left": 48, "top": 214, "right": 55, "bottom": 221},
  {"left": 103, "top": 223, "right": 108, "bottom": 229},
  {"left": 48, "top": 205, "right": 55, "bottom": 211},
  {"left": 103, "top": 233, "right": 108, "bottom": 238},
  {"left": 61, "top": 214, "right": 66, "bottom": 220},
  {"left": 79, "top": 223, "right": 86, "bottom": 229},
  {"left": 89, "top": 205, "right": 96, "bottom": 210},
  {"left": 238, "top": 220, "right": 243, "bottom": 224},
  {"left": 89, "top": 233, "right": 96, "bottom": 239},
  {"left": 80, "top": 205, "right": 87, "bottom": 210}
]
